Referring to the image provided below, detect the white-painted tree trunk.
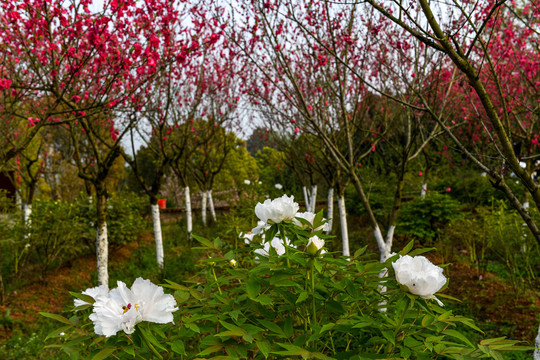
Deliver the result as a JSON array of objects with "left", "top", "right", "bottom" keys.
[
  {"left": 375, "top": 224, "right": 394, "bottom": 308},
  {"left": 23, "top": 203, "right": 32, "bottom": 225},
  {"left": 207, "top": 190, "right": 216, "bottom": 223},
  {"left": 326, "top": 188, "right": 334, "bottom": 234},
  {"left": 420, "top": 182, "right": 427, "bottom": 199},
  {"left": 151, "top": 203, "right": 164, "bottom": 269},
  {"left": 337, "top": 194, "right": 349, "bottom": 257},
  {"left": 96, "top": 221, "right": 108, "bottom": 286},
  {"left": 16, "top": 192, "right": 22, "bottom": 210},
  {"left": 534, "top": 324, "right": 540, "bottom": 360},
  {"left": 374, "top": 225, "right": 392, "bottom": 263},
  {"left": 302, "top": 186, "right": 309, "bottom": 211},
  {"left": 184, "top": 186, "right": 192, "bottom": 235},
  {"left": 201, "top": 190, "right": 208, "bottom": 226},
  {"left": 310, "top": 185, "right": 317, "bottom": 212},
  {"left": 23, "top": 203, "right": 32, "bottom": 239}
]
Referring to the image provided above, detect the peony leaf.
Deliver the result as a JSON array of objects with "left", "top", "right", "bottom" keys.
[
  {"left": 257, "top": 319, "right": 286, "bottom": 338},
  {"left": 353, "top": 245, "right": 368, "bottom": 258},
  {"left": 443, "top": 329, "right": 475, "bottom": 348},
  {"left": 191, "top": 234, "right": 214, "bottom": 249},
  {"left": 256, "top": 294, "right": 272, "bottom": 305},
  {"left": 247, "top": 276, "right": 261, "bottom": 299},
  {"left": 256, "top": 340, "right": 271, "bottom": 358},
  {"left": 122, "top": 346, "right": 135, "bottom": 357},
  {"left": 39, "top": 312, "right": 73, "bottom": 325},
  {"left": 69, "top": 291, "right": 95, "bottom": 305},
  {"left": 174, "top": 290, "right": 190, "bottom": 304},
  {"left": 421, "top": 314, "right": 435, "bottom": 327},
  {"left": 45, "top": 325, "right": 72, "bottom": 340},
  {"left": 296, "top": 291, "right": 309, "bottom": 304},
  {"left": 168, "top": 340, "right": 186, "bottom": 355},
  {"left": 91, "top": 347, "right": 117, "bottom": 360},
  {"left": 400, "top": 240, "right": 414, "bottom": 255},
  {"left": 161, "top": 279, "right": 189, "bottom": 291}
]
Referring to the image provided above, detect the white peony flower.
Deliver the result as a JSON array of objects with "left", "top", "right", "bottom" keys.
[
  {"left": 255, "top": 195, "right": 299, "bottom": 224},
  {"left": 244, "top": 179, "right": 251, "bottom": 185},
  {"left": 74, "top": 285, "right": 109, "bottom": 308},
  {"left": 293, "top": 212, "right": 329, "bottom": 232},
  {"left": 392, "top": 255, "right": 446, "bottom": 306},
  {"left": 254, "top": 236, "right": 295, "bottom": 257},
  {"left": 306, "top": 235, "right": 325, "bottom": 256},
  {"left": 275, "top": 183, "right": 283, "bottom": 190},
  {"left": 251, "top": 220, "right": 271, "bottom": 235},
  {"left": 89, "top": 278, "right": 178, "bottom": 337}
]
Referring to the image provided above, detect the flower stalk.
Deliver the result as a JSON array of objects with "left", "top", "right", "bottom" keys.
[
  {"left": 310, "top": 259, "right": 316, "bottom": 326},
  {"left": 211, "top": 264, "right": 222, "bottom": 295}
]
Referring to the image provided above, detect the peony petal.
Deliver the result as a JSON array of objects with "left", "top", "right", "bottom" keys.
[
  {"left": 74, "top": 285, "right": 109, "bottom": 308},
  {"left": 131, "top": 278, "right": 178, "bottom": 324}
]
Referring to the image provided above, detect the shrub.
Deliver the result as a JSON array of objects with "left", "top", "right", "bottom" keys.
[{"left": 397, "top": 192, "right": 462, "bottom": 242}]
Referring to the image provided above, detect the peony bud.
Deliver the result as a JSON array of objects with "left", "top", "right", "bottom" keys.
[{"left": 306, "top": 236, "right": 325, "bottom": 256}]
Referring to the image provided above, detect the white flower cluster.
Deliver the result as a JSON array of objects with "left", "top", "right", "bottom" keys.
[
  {"left": 242, "top": 195, "right": 328, "bottom": 257},
  {"left": 75, "top": 278, "right": 178, "bottom": 337},
  {"left": 392, "top": 255, "right": 447, "bottom": 306}
]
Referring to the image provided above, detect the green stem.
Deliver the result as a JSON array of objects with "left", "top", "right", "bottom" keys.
[
  {"left": 310, "top": 260, "right": 316, "bottom": 326},
  {"left": 394, "top": 297, "right": 409, "bottom": 338},
  {"left": 139, "top": 328, "right": 163, "bottom": 360},
  {"left": 211, "top": 266, "right": 222, "bottom": 295},
  {"left": 281, "top": 229, "right": 290, "bottom": 267}
]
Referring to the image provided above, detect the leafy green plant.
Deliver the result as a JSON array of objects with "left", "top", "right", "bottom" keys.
[
  {"left": 484, "top": 201, "right": 540, "bottom": 288},
  {"left": 397, "top": 193, "right": 462, "bottom": 242},
  {"left": 42, "top": 210, "right": 531, "bottom": 359}
]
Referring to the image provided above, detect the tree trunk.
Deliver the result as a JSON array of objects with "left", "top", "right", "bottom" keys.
[
  {"left": 207, "top": 190, "right": 217, "bottom": 223},
  {"left": 420, "top": 182, "right": 427, "bottom": 199},
  {"left": 337, "top": 193, "right": 349, "bottom": 257},
  {"left": 95, "top": 190, "right": 109, "bottom": 287},
  {"left": 302, "top": 186, "right": 310, "bottom": 211},
  {"left": 201, "top": 190, "right": 208, "bottom": 226},
  {"left": 23, "top": 203, "right": 32, "bottom": 224},
  {"left": 350, "top": 171, "right": 389, "bottom": 262},
  {"left": 384, "top": 170, "right": 406, "bottom": 261},
  {"left": 15, "top": 192, "right": 21, "bottom": 210},
  {"left": 310, "top": 185, "right": 317, "bottom": 212},
  {"left": 151, "top": 203, "right": 164, "bottom": 269},
  {"left": 184, "top": 186, "right": 192, "bottom": 236},
  {"left": 534, "top": 324, "right": 540, "bottom": 360},
  {"left": 326, "top": 188, "right": 334, "bottom": 234},
  {"left": 23, "top": 203, "right": 32, "bottom": 239}
]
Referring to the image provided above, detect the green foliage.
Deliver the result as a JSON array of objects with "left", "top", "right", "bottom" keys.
[
  {"left": 443, "top": 201, "right": 540, "bottom": 287},
  {"left": 345, "top": 179, "right": 394, "bottom": 219},
  {"left": 256, "top": 147, "right": 303, "bottom": 199},
  {"left": 42, "top": 216, "right": 531, "bottom": 359},
  {"left": 74, "top": 192, "right": 147, "bottom": 249},
  {"left": 0, "top": 192, "right": 147, "bottom": 295},
  {"left": 397, "top": 193, "right": 463, "bottom": 242},
  {"left": 215, "top": 146, "right": 260, "bottom": 191}
]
